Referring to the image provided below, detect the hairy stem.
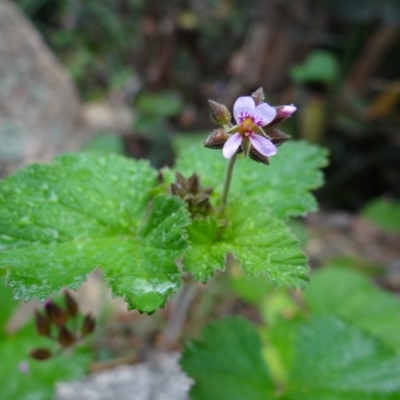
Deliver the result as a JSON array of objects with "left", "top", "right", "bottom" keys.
[{"left": 221, "top": 153, "right": 238, "bottom": 207}]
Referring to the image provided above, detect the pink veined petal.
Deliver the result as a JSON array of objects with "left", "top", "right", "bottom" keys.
[
  {"left": 233, "top": 96, "right": 255, "bottom": 123},
  {"left": 249, "top": 134, "right": 277, "bottom": 157},
  {"left": 222, "top": 132, "right": 242, "bottom": 158},
  {"left": 276, "top": 104, "right": 297, "bottom": 118},
  {"left": 253, "top": 103, "right": 277, "bottom": 126}
]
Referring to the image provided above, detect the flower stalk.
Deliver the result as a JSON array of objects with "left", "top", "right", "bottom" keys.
[{"left": 221, "top": 152, "right": 238, "bottom": 208}]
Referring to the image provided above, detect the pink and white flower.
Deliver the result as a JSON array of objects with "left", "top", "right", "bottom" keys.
[{"left": 222, "top": 96, "right": 281, "bottom": 159}]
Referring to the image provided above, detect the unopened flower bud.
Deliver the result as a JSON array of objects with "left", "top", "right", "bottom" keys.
[
  {"left": 208, "top": 100, "right": 231, "bottom": 125},
  {"left": 58, "top": 326, "right": 75, "bottom": 347},
  {"left": 276, "top": 104, "right": 297, "bottom": 118},
  {"left": 30, "top": 348, "right": 52, "bottom": 361},
  {"left": 204, "top": 128, "right": 230, "bottom": 150},
  {"left": 64, "top": 291, "right": 78, "bottom": 318},
  {"left": 44, "top": 301, "right": 66, "bottom": 327},
  {"left": 34, "top": 310, "right": 51, "bottom": 337},
  {"left": 81, "top": 314, "right": 96, "bottom": 337}
]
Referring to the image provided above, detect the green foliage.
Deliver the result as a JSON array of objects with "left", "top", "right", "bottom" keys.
[
  {"left": 0, "top": 278, "right": 92, "bottom": 400},
  {"left": 0, "top": 153, "right": 189, "bottom": 313},
  {"left": 290, "top": 51, "right": 340, "bottom": 85},
  {"left": 82, "top": 134, "right": 125, "bottom": 155},
  {"left": 287, "top": 316, "right": 400, "bottom": 400},
  {"left": 0, "top": 137, "right": 326, "bottom": 310},
  {"left": 304, "top": 264, "right": 400, "bottom": 352},
  {"left": 184, "top": 199, "right": 309, "bottom": 287},
  {"left": 180, "top": 317, "right": 275, "bottom": 400},
  {"left": 362, "top": 198, "right": 400, "bottom": 234},
  {"left": 169, "top": 140, "right": 328, "bottom": 219},
  {"left": 134, "top": 91, "right": 183, "bottom": 118},
  {"left": 181, "top": 265, "right": 400, "bottom": 399}
]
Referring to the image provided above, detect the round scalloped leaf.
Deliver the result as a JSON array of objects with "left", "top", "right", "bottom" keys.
[{"left": 0, "top": 153, "right": 190, "bottom": 313}]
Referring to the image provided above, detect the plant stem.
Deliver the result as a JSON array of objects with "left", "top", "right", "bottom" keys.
[
  {"left": 161, "top": 282, "right": 197, "bottom": 349},
  {"left": 221, "top": 153, "right": 238, "bottom": 207}
]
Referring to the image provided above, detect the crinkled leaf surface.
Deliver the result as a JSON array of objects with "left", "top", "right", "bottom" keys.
[
  {"left": 0, "top": 277, "right": 92, "bottom": 400},
  {"left": 304, "top": 265, "right": 400, "bottom": 353},
  {"left": 287, "top": 316, "right": 400, "bottom": 400},
  {"left": 170, "top": 140, "right": 328, "bottom": 219},
  {"left": 184, "top": 199, "right": 309, "bottom": 288},
  {"left": 180, "top": 317, "right": 275, "bottom": 400},
  {"left": 0, "top": 153, "right": 189, "bottom": 312}
]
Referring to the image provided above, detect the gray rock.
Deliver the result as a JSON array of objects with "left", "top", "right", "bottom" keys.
[
  {"left": 56, "top": 353, "right": 192, "bottom": 400},
  {"left": 0, "top": 0, "right": 84, "bottom": 177}
]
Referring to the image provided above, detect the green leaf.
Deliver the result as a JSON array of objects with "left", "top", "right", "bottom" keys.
[
  {"left": 184, "top": 199, "right": 309, "bottom": 288},
  {"left": 362, "top": 198, "right": 400, "bottom": 234},
  {"left": 170, "top": 140, "right": 328, "bottom": 219},
  {"left": 0, "top": 153, "right": 189, "bottom": 312},
  {"left": 304, "top": 265, "right": 400, "bottom": 352},
  {"left": 287, "top": 316, "right": 400, "bottom": 400},
  {"left": 135, "top": 91, "right": 183, "bottom": 117},
  {"left": 180, "top": 317, "right": 275, "bottom": 400},
  {"left": 289, "top": 51, "right": 340, "bottom": 85}
]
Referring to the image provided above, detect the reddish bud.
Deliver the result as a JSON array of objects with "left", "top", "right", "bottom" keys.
[
  {"left": 44, "top": 301, "right": 66, "bottom": 327},
  {"left": 64, "top": 291, "right": 78, "bottom": 318},
  {"left": 57, "top": 326, "right": 75, "bottom": 347},
  {"left": 30, "top": 348, "right": 52, "bottom": 361},
  {"left": 34, "top": 310, "right": 51, "bottom": 336},
  {"left": 81, "top": 314, "right": 96, "bottom": 337}
]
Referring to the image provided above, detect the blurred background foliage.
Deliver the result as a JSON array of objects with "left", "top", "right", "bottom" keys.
[{"left": 13, "top": 0, "right": 400, "bottom": 212}]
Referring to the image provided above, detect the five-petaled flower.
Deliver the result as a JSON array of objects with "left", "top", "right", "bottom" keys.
[{"left": 205, "top": 88, "right": 296, "bottom": 165}]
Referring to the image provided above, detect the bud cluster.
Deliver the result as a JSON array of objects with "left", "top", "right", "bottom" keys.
[
  {"left": 30, "top": 291, "right": 96, "bottom": 361},
  {"left": 169, "top": 172, "right": 213, "bottom": 217}
]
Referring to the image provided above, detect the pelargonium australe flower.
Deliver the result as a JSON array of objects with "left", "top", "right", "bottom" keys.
[{"left": 205, "top": 88, "right": 296, "bottom": 165}]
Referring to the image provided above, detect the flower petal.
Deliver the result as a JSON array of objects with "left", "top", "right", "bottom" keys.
[
  {"left": 222, "top": 132, "right": 242, "bottom": 158},
  {"left": 276, "top": 104, "right": 297, "bottom": 118},
  {"left": 253, "top": 103, "right": 277, "bottom": 126},
  {"left": 233, "top": 96, "right": 255, "bottom": 123},
  {"left": 249, "top": 134, "right": 277, "bottom": 157}
]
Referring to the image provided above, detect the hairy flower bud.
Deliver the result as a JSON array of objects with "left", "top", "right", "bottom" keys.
[
  {"left": 208, "top": 100, "right": 231, "bottom": 125},
  {"left": 81, "top": 314, "right": 96, "bottom": 337},
  {"left": 204, "top": 128, "right": 230, "bottom": 150},
  {"left": 34, "top": 310, "right": 51, "bottom": 337},
  {"left": 64, "top": 291, "right": 78, "bottom": 318},
  {"left": 30, "top": 348, "right": 52, "bottom": 361}
]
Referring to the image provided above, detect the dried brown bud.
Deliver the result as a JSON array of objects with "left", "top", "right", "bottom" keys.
[
  {"left": 64, "top": 291, "right": 78, "bottom": 318},
  {"left": 44, "top": 301, "right": 66, "bottom": 327},
  {"left": 204, "top": 128, "right": 230, "bottom": 150},
  {"left": 208, "top": 100, "right": 231, "bottom": 125},
  {"left": 30, "top": 348, "right": 52, "bottom": 361},
  {"left": 34, "top": 310, "right": 51, "bottom": 337},
  {"left": 58, "top": 326, "right": 75, "bottom": 347},
  {"left": 252, "top": 87, "right": 265, "bottom": 106},
  {"left": 81, "top": 314, "right": 96, "bottom": 337}
]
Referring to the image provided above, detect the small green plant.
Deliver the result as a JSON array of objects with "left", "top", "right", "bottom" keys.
[{"left": 0, "top": 87, "right": 330, "bottom": 397}]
